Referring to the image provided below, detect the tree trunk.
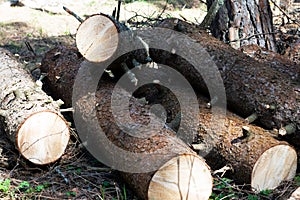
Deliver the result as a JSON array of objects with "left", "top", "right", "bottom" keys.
[
  {"left": 0, "top": 48, "right": 70, "bottom": 165},
  {"left": 207, "top": 0, "right": 277, "bottom": 51},
  {"left": 41, "top": 46, "right": 213, "bottom": 200},
  {"left": 151, "top": 18, "right": 299, "bottom": 134},
  {"left": 144, "top": 86, "right": 297, "bottom": 191}
]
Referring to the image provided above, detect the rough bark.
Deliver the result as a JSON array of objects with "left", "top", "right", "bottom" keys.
[
  {"left": 239, "top": 44, "right": 300, "bottom": 81},
  {"left": 41, "top": 46, "right": 83, "bottom": 107},
  {"left": 148, "top": 18, "right": 300, "bottom": 134},
  {"left": 41, "top": 46, "right": 213, "bottom": 200},
  {"left": 207, "top": 0, "right": 277, "bottom": 51},
  {"left": 0, "top": 48, "right": 70, "bottom": 165},
  {"left": 145, "top": 85, "right": 297, "bottom": 191}
]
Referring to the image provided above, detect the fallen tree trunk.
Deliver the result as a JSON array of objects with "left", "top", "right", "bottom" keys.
[
  {"left": 147, "top": 18, "right": 299, "bottom": 134},
  {"left": 41, "top": 46, "right": 213, "bottom": 200},
  {"left": 137, "top": 83, "right": 297, "bottom": 191},
  {"left": 0, "top": 48, "right": 70, "bottom": 165}
]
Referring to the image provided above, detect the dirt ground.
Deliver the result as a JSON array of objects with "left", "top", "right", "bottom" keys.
[{"left": 0, "top": 0, "right": 299, "bottom": 199}]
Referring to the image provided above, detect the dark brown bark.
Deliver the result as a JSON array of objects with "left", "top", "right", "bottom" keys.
[
  {"left": 239, "top": 44, "right": 300, "bottom": 81},
  {"left": 41, "top": 46, "right": 82, "bottom": 107},
  {"left": 207, "top": 0, "right": 277, "bottom": 51},
  {"left": 147, "top": 18, "right": 300, "bottom": 133},
  {"left": 0, "top": 48, "right": 70, "bottom": 165},
  {"left": 144, "top": 86, "right": 297, "bottom": 190},
  {"left": 41, "top": 46, "right": 213, "bottom": 200}
]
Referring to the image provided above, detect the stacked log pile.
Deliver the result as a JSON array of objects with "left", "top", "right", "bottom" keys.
[{"left": 40, "top": 36, "right": 296, "bottom": 200}]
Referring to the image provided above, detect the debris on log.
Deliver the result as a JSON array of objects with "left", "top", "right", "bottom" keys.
[
  {"left": 41, "top": 46, "right": 213, "bottom": 200},
  {"left": 140, "top": 84, "right": 297, "bottom": 191},
  {"left": 0, "top": 48, "right": 70, "bottom": 165},
  {"left": 147, "top": 18, "right": 299, "bottom": 133}
]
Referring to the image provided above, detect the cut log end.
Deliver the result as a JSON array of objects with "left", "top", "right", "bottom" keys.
[
  {"left": 251, "top": 144, "right": 297, "bottom": 191},
  {"left": 76, "top": 14, "right": 119, "bottom": 63},
  {"left": 148, "top": 154, "right": 212, "bottom": 200},
  {"left": 17, "top": 111, "right": 70, "bottom": 165}
]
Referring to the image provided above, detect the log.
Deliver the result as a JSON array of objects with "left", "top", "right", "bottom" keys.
[
  {"left": 41, "top": 46, "right": 213, "bottom": 200},
  {"left": 145, "top": 85, "right": 297, "bottom": 191},
  {"left": 75, "top": 13, "right": 149, "bottom": 65},
  {"left": 146, "top": 18, "right": 299, "bottom": 133},
  {"left": 289, "top": 187, "right": 300, "bottom": 200},
  {"left": 0, "top": 48, "right": 70, "bottom": 165},
  {"left": 75, "top": 14, "right": 125, "bottom": 63}
]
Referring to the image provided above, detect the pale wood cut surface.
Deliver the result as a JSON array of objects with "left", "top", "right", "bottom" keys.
[
  {"left": 76, "top": 14, "right": 119, "bottom": 62},
  {"left": 252, "top": 145, "right": 297, "bottom": 191},
  {"left": 17, "top": 111, "right": 69, "bottom": 165},
  {"left": 40, "top": 53, "right": 213, "bottom": 199},
  {"left": 148, "top": 154, "right": 212, "bottom": 200}
]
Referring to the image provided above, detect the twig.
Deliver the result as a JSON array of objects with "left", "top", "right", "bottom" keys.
[
  {"left": 116, "top": 0, "right": 122, "bottom": 21},
  {"left": 200, "top": 0, "right": 224, "bottom": 28},
  {"left": 112, "top": 7, "right": 116, "bottom": 18},
  {"left": 24, "top": 41, "right": 36, "bottom": 56},
  {"left": 63, "top": 6, "right": 83, "bottom": 23},
  {"left": 60, "top": 108, "right": 74, "bottom": 113},
  {"left": 269, "top": 0, "right": 300, "bottom": 26},
  {"left": 125, "top": 1, "right": 168, "bottom": 27},
  {"left": 228, "top": 31, "right": 279, "bottom": 43},
  {"left": 157, "top": 0, "right": 169, "bottom": 19}
]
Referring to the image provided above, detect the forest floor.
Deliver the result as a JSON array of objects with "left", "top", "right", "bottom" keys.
[{"left": 0, "top": 0, "right": 299, "bottom": 199}]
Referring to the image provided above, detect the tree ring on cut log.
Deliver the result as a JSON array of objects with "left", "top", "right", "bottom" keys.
[
  {"left": 251, "top": 144, "right": 297, "bottom": 191},
  {"left": 76, "top": 14, "right": 119, "bottom": 62},
  {"left": 17, "top": 111, "right": 70, "bottom": 165},
  {"left": 148, "top": 154, "right": 212, "bottom": 200}
]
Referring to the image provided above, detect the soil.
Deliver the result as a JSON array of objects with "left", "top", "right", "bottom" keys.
[{"left": 0, "top": 0, "right": 299, "bottom": 199}]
